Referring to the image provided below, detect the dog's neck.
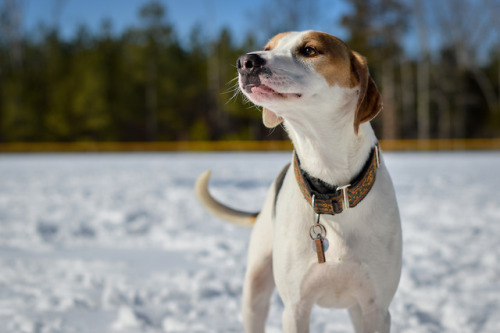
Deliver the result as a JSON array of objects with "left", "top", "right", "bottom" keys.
[{"left": 284, "top": 107, "right": 377, "bottom": 187}]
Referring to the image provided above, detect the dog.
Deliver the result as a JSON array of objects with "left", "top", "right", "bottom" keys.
[{"left": 195, "top": 31, "right": 402, "bottom": 333}]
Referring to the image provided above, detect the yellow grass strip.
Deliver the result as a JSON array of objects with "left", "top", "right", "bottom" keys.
[
  {"left": 0, "top": 141, "right": 293, "bottom": 153},
  {"left": 1, "top": 139, "right": 500, "bottom": 153},
  {"left": 380, "top": 138, "right": 500, "bottom": 151}
]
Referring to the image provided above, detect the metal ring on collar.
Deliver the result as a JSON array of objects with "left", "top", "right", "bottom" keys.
[{"left": 309, "top": 224, "right": 327, "bottom": 240}]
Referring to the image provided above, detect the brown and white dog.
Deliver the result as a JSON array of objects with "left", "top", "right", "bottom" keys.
[{"left": 195, "top": 31, "right": 402, "bottom": 333}]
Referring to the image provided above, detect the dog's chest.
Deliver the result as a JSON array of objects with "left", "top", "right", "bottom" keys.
[
  {"left": 270, "top": 167, "right": 391, "bottom": 306},
  {"left": 273, "top": 214, "right": 368, "bottom": 308},
  {"left": 273, "top": 218, "right": 363, "bottom": 308}
]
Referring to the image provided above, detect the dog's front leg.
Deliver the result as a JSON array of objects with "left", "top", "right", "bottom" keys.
[
  {"left": 242, "top": 253, "right": 274, "bottom": 332},
  {"left": 242, "top": 211, "right": 275, "bottom": 332},
  {"left": 348, "top": 302, "right": 391, "bottom": 333},
  {"left": 362, "top": 308, "right": 391, "bottom": 333},
  {"left": 282, "top": 301, "right": 313, "bottom": 333}
]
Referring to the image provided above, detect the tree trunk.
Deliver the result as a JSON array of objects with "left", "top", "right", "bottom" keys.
[
  {"left": 471, "top": 67, "right": 499, "bottom": 116},
  {"left": 3, "top": 0, "right": 24, "bottom": 68},
  {"left": 417, "top": 56, "right": 430, "bottom": 139},
  {"left": 146, "top": 60, "right": 158, "bottom": 141},
  {"left": 453, "top": 71, "right": 467, "bottom": 138},
  {"left": 381, "top": 60, "right": 398, "bottom": 139},
  {"left": 400, "top": 57, "right": 415, "bottom": 136}
]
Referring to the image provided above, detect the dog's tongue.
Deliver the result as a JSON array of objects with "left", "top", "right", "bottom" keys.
[{"left": 251, "top": 85, "right": 275, "bottom": 94}]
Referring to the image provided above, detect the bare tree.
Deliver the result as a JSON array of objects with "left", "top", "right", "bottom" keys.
[
  {"left": 431, "top": 0, "right": 500, "bottom": 136},
  {"left": 51, "top": 0, "right": 67, "bottom": 31},
  {"left": 413, "top": 0, "right": 431, "bottom": 139},
  {"left": 341, "top": 0, "right": 409, "bottom": 139},
  {"left": 399, "top": 55, "right": 415, "bottom": 135},
  {"left": 1, "top": 0, "right": 24, "bottom": 68},
  {"left": 250, "top": 0, "right": 319, "bottom": 44}
]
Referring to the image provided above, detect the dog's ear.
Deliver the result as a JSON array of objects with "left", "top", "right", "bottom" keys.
[
  {"left": 262, "top": 107, "right": 283, "bottom": 128},
  {"left": 351, "top": 51, "right": 382, "bottom": 135}
]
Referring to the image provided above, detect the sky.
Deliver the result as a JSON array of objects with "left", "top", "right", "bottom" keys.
[{"left": 22, "top": 0, "right": 351, "bottom": 45}]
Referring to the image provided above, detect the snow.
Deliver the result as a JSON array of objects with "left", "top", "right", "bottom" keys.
[{"left": 0, "top": 151, "right": 499, "bottom": 332}]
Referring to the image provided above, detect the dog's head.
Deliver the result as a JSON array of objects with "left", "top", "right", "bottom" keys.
[{"left": 237, "top": 31, "right": 382, "bottom": 135}]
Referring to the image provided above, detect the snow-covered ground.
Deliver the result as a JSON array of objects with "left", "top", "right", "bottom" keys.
[{"left": 0, "top": 151, "right": 499, "bottom": 333}]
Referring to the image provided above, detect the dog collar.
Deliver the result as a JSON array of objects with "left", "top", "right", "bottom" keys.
[{"left": 293, "top": 144, "right": 380, "bottom": 215}]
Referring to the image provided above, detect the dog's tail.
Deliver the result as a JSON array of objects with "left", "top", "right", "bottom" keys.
[{"left": 195, "top": 170, "right": 258, "bottom": 228}]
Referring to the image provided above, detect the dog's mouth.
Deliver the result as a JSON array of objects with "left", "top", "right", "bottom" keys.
[{"left": 244, "top": 84, "right": 302, "bottom": 98}]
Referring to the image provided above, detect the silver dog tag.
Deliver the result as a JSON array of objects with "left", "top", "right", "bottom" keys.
[{"left": 311, "top": 237, "right": 329, "bottom": 252}]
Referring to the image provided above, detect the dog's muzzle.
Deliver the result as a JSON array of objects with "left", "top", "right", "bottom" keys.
[{"left": 237, "top": 54, "right": 270, "bottom": 93}]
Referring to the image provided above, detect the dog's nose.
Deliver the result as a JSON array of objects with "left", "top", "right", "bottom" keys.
[{"left": 237, "top": 54, "right": 266, "bottom": 74}]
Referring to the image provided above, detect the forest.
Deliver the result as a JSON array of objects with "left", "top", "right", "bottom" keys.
[{"left": 1, "top": 0, "right": 500, "bottom": 142}]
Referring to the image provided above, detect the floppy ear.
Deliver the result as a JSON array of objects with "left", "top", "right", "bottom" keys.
[
  {"left": 351, "top": 51, "right": 382, "bottom": 135},
  {"left": 262, "top": 107, "right": 283, "bottom": 128}
]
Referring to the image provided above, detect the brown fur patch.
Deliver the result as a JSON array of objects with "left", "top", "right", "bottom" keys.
[
  {"left": 264, "top": 32, "right": 290, "bottom": 51},
  {"left": 351, "top": 51, "right": 382, "bottom": 134},
  {"left": 299, "top": 31, "right": 358, "bottom": 88}
]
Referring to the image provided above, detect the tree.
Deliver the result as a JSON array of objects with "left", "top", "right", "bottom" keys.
[
  {"left": 122, "top": 1, "right": 175, "bottom": 141},
  {"left": 429, "top": 0, "right": 500, "bottom": 138},
  {"left": 0, "top": 0, "right": 24, "bottom": 67},
  {"left": 250, "top": 0, "right": 319, "bottom": 45},
  {"left": 413, "top": 0, "right": 431, "bottom": 139},
  {"left": 140, "top": 1, "right": 166, "bottom": 141},
  {"left": 341, "top": 0, "right": 409, "bottom": 140}
]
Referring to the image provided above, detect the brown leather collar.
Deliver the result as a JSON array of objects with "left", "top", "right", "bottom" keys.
[{"left": 293, "top": 144, "right": 380, "bottom": 215}]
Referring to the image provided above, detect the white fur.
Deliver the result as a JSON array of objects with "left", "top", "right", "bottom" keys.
[{"left": 197, "top": 31, "right": 402, "bottom": 333}]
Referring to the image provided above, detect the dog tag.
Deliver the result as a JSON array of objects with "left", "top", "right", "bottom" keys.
[
  {"left": 314, "top": 238, "right": 326, "bottom": 263},
  {"left": 309, "top": 223, "right": 328, "bottom": 264}
]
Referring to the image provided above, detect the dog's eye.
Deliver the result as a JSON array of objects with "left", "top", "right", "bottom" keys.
[{"left": 301, "top": 46, "right": 319, "bottom": 57}]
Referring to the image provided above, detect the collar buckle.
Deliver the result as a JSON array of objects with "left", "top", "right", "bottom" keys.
[{"left": 337, "top": 184, "right": 351, "bottom": 211}]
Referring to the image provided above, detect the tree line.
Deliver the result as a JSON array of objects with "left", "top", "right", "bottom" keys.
[{"left": 1, "top": 0, "right": 500, "bottom": 143}]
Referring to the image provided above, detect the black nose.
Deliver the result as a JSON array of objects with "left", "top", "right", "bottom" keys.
[{"left": 237, "top": 54, "right": 266, "bottom": 74}]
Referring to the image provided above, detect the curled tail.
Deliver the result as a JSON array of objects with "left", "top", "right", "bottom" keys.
[{"left": 195, "top": 170, "right": 258, "bottom": 228}]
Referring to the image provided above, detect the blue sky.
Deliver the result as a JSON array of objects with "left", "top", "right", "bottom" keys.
[
  {"left": 23, "top": 0, "right": 350, "bottom": 45},
  {"left": 23, "top": 0, "right": 458, "bottom": 61}
]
